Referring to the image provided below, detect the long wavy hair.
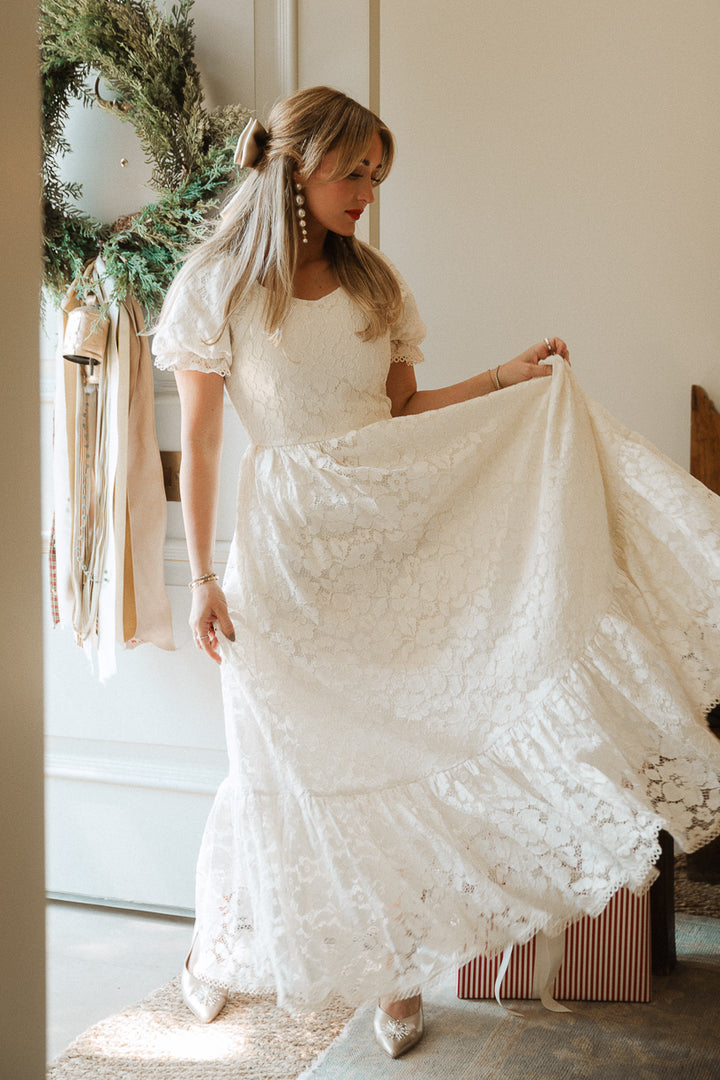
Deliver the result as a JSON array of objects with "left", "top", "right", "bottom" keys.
[{"left": 161, "top": 86, "right": 403, "bottom": 343}]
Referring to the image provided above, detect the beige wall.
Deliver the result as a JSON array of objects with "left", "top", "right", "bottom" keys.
[
  {"left": 377, "top": 0, "right": 720, "bottom": 468},
  {"left": 1, "top": 1, "right": 46, "bottom": 1076},
  {"left": 291, "top": 0, "right": 720, "bottom": 467}
]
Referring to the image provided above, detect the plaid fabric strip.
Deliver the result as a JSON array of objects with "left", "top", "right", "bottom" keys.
[{"left": 49, "top": 515, "right": 60, "bottom": 627}]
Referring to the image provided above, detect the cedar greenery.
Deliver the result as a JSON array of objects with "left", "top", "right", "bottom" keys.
[{"left": 40, "top": 0, "right": 249, "bottom": 311}]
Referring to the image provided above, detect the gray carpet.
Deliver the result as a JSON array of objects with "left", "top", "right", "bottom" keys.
[{"left": 302, "top": 915, "right": 720, "bottom": 1080}]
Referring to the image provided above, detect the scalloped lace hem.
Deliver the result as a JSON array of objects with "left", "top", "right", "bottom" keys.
[
  {"left": 390, "top": 341, "right": 424, "bottom": 365},
  {"left": 153, "top": 351, "right": 231, "bottom": 377}
]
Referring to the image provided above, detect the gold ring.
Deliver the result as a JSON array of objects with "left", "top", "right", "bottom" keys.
[{"left": 544, "top": 337, "right": 554, "bottom": 354}]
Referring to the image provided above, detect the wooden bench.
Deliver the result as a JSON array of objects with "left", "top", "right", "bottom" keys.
[
  {"left": 652, "top": 386, "right": 720, "bottom": 974},
  {"left": 686, "top": 385, "right": 720, "bottom": 880}
]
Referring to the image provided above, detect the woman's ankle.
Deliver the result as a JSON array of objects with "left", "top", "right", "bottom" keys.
[{"left": 378, "top": 993, "right": 422, "bottom": 1020}]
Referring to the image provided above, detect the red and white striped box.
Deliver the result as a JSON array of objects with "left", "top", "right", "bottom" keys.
[{"left": 458, "top": 888, "right": 651, "bottom": 1002}]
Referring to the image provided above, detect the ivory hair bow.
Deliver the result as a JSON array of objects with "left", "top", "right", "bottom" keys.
[
  {"left": 235, "top": 117, "right": 268, "bottom": 169},
  {"left": 220, "top": 118, "right": 269, "bottom": 221}
]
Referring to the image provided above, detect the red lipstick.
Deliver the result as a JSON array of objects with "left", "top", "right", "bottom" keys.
[{"left": 346, "top": 209, "right": 362, "bottom": 221}]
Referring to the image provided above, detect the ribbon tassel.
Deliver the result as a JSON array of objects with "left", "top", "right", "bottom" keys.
[
  {"left": 493, "top": 931, "right": 571, "bottom": 1014},
  {"left": 534, "top": 931, "right": 572, "bottom": 1013}
]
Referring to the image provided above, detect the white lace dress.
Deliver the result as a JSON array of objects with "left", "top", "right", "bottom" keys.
[{"left": 153, "top": 258, "right": 720, "bottom": 1010}]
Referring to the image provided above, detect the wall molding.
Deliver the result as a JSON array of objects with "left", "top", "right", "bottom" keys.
[
  {"left": 42, "top": 362, "right": 235, "bottom": 412},
  {"left": 41, "top": 531, "right": 230, "bottom": 565},
  {"left": 277, "top": 0, "right": 299, "bottom": 98},
  {"left": 46, "top": 892, "right": 194, "bottom": 919},
  {"left": 368, "top": 0, "right": 381, "bottom": 249},
  {"left": 45, "top": 735, "right": 227, "bottom": 795},
  {"left": 163, "top": 536, "right": 230, "bottom": 568},
  {"left": 254, "top": 0, "right": 298, "bottom": 115},
  {"left": 153, "top": 367, "right": 178, "bottom": 400}
]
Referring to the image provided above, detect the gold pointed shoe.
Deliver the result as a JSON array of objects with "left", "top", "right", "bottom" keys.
[
  {"left": 181, "top": 943, "right": 228, "bottom": 1023},
  {"left": 373, "top": 1002, "right": 424, "bottom": 1058}
]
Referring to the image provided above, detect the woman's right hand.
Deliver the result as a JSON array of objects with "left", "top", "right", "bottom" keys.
[
  {"left": 190, "top": 580, "right": 236, "bottom": 664},
  {"left": 497, "top": 336, "right": 570, "bottom": 388}
]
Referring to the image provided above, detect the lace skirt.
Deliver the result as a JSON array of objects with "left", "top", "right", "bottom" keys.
[{"left": 190, "top": 363, "right": 720, "bottom": 1009}]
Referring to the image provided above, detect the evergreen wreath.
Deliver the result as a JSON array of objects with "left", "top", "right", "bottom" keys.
[{"left": 41, "top": 0, "right": 250, "bottom": 312}]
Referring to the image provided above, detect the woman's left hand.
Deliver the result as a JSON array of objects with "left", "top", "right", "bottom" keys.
[{"left": 497, "top": 336, "right": 570, "bottom": 388}]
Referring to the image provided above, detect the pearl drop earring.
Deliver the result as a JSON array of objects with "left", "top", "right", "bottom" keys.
[{"left": 295, "top": 182, "right": 308, "bottom": 244}]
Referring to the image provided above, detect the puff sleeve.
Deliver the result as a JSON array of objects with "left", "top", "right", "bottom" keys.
[
  {"left": 151, "top": 259, "right": 233, "bottom": 376},
  {"left": 386, "top": 259, "right": 427, "bottom": 367}
]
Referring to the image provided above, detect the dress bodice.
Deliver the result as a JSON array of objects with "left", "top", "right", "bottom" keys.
[
  {"left": 225, "top": 286, "right": 395, "bottom": 445},
  {"left": 151, "top": 255, "right": 427, "bottom": 447}
]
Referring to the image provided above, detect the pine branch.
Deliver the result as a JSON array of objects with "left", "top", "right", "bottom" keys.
[
  {"left": 40, "top": 1, "right": 249, "bottom": 306},
  {"left": 41, "top": 0, "right": 206, "bottom": 187}
]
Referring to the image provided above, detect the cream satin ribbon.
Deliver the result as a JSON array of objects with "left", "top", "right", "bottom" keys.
[
  {"left": 221, "top": 118, "right": 269, "bottom": 222},
  {"left": 54, "top": 257, "right": 174, "bottom": 678},
  {"left": 494, "top": 930, "right": 571, "bottom": 1014},
  {"left": 234, "top": 117, "right": 267, "bottom": 168}
]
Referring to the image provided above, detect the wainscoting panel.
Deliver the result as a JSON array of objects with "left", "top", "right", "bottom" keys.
[
  {"left": 40, "top": 0, "right": 296, "bottom": 916},
  {"left": 45, "top": 737, "right": 227, "bottom": 914}
]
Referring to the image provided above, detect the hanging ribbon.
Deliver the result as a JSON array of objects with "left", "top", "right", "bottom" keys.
[
  {"left": 52, "top": 258, "right": 174, "bottom": 677},
  {"left": 493, "top": 930, "right": 571, "bottom": 1014}
]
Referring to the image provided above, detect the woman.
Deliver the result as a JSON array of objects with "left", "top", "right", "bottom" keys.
[{"left": 153, "top": 86, "right": 720, "bottom": 1058}]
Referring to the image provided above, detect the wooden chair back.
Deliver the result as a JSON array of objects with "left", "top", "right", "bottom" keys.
[{"left": 691, "top": 385, "right": 720, "bottom": 495}]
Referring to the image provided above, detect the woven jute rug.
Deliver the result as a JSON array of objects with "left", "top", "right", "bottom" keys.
[
  {"left": 47, "top": 857, "right": 717, "bottom": 1080},
  {"left": 47, "top": 985, "right": 354, "bottom": 1080}
]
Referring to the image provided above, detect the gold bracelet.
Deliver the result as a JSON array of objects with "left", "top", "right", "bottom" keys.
[
  {"left": 189, "top": 572, "right": 218, "bottom": 590},
  {"left": 489, "top": 366, "right": 502, "bottom": 391}
]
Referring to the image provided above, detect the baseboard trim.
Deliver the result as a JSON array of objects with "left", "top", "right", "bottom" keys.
[{"left": 47, "top": 891, "right": 195, "bottom": 920}]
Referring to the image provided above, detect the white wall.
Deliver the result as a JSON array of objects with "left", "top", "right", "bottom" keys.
[
  {"left": 2, "top": 1, "right": 46, "bottom": 1075},
  {"left": 42, "top": 0, "right": 275, "bottom": 913}
]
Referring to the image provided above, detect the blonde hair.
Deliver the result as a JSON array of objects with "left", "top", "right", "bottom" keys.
[{"left": 162, "top": 86, "right": 403, "bottom": 343}]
